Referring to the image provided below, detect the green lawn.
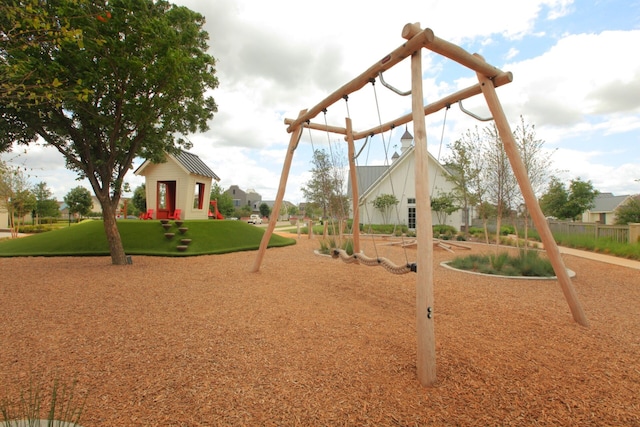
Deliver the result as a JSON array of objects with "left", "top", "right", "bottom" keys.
[{"left": 0, "top": 219, "right": 295, "bottom": 257}]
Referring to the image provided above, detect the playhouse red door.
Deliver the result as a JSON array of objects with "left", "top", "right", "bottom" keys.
[{"left": 156, "top": 181, "right": 176, "bottom": 219}]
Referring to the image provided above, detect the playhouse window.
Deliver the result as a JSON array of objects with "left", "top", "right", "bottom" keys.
[
  {"left": 194, "top": 182, "right": 205, "bottom": 209},
  {"left": 158, "top": 183, "right": 167, "bottom": 209}
]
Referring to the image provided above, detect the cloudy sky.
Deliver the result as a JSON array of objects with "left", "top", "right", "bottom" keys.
[{"left": 3, "top": 0, "right": 639, "bottom": 204}]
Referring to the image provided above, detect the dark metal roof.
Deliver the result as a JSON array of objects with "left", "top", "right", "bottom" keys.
[
  {"left": 173, "top": 151, "right": 220, "bottom": 180},
  {"left": 589, "top": 193, "right": 631, "bottom": 212}
]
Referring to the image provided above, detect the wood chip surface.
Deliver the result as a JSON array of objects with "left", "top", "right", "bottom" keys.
[{"left": 0, "top": 235, "right": 638, "bottom": 426}]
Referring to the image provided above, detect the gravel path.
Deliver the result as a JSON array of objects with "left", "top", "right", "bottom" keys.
[{"left": 1, "top": 236, "right": 638, "bottom": 426}]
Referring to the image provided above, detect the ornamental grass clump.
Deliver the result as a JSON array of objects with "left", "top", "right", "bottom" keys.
[
  {"left": 449, "top": 250, "right": 555, "bottom": 277},
  {"left": 0, "top": 376, "right": 86, "bottom": 427},
  {"left": 318, "top": 238, "right": 354, "bottom": 256}
]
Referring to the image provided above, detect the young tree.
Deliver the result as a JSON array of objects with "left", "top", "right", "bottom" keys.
[
  {"left": 513, "top": 116, "right": 554, "bottom": 245},
  {"left": 64, "top": 186, "right": 93, "bottom": 220},
  {"left": 615, "top": 196, "right": 640, "bottom": 225},
  {"left": 484, "top": 123, "right": 516, "bottom": 244},
  {"left": 371, "top": 193, "right": 399, "bottom": 224},
  {"left": 287, "top": 205, "right": 299, "bottom": 218},
  {"left": 1, "top": 0, "right": 219, "bottom": 264},
  {"left": 259, "top": 203, "right": 271, "bottom": 219},
  {"left": 0, "top": 161, "right": 16, "bottom": 235},
  {"left": 301, "top": 149, "right": 347, "bottom": 220},
  {"left": 444, "top": 127, "right": 482, "bottom": 234},
  {"left": 33, "top": 181, "right": 61, "bottom": 220},
  {"left": 131, "top": 184, "right": 147, "bottom": 214},
  {"left": 430, "top": 193, "right": 458, "bottom": 225},
  {"left": 0, "top": 164, "right": 36, "bottom": 232},
  {"left": 209, "top": 182, "right": 234, "bottom": 217}
]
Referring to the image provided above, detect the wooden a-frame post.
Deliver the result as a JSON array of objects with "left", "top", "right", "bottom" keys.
[
  {"left": 476, "top": 62, "right": 589, "bottom": 327},
  {"left": 405, "top": 23, "right": 437, "bottom": 386},
  {"left": 250, "top": 109, "right": 306, "bottom": 273},
  {"left": 346, "top": 117, "right": 361, "bottom": 254}
]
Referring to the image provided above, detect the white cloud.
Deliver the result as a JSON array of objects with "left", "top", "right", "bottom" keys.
[{"left": 4, "top": 0, "right": 640, "bottom": 204}]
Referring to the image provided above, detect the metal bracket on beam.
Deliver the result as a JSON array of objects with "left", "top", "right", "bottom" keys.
[
  {"left": 458, "top": 100, "right": 493, "bottom": 122},
  {"left": 378, "top": 71, "right": 411, "bottom": 96}
]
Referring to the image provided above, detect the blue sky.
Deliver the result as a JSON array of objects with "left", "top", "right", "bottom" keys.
[{"left": 3, "top": 0, "right": 639, "bottom": 204}]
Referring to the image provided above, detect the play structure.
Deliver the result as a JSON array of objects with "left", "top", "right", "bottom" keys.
[
  {"left": 251, "top": 23, "right": 589, "bottom": 387},
  {"left": 208, "top": 199, "right": 224, "bottom": 219}
]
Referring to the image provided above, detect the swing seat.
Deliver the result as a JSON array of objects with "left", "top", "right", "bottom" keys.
[{"left": 332, "top": 249, "right": 417, "bottom": 274}]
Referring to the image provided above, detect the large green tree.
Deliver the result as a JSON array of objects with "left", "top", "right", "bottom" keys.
[
  {"left": 1, "top": 0, "right": 219, "bottom": 264},
  {"left": 64, "top": 186, "right": 93, "bottom": 218},
  {"left": 0, "top": 0, "right": 88, "bottom": 125},
  {"left": 615, "top": 196, "right": 640, "bottom": 225},
  {"left": 33, "top": 181, "right": 61, "bottom": 219},
  {"left": 539, "top": 177, "right": 598, "bottom": 220}
]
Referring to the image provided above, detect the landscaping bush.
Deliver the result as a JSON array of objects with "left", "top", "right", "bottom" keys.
[
  {"left": 16, "top": 224, "right": 54, "bottom": 234},
  {"left": 361, "top": 224, "right": 409, "bottom": 236},
  {"left": 500, "top": 225, "right": 515, "bottom": 235},
  {"left": 449, "top": 250, "right": 555, "bottom": 277},
  {"left": 433, "top": 224, "right": 457, "bottom": 240}
]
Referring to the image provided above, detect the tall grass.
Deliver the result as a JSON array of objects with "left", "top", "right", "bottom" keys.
[
  {"left": 318, "top": 237, "right": 354, "bottom": 255},
  {"left": 1, "top": 376, "right": 86, "bottom": 426},
  {"left": 553, "top": 233, "right": 640, "bottom": 260},
  {"left": 449, "top": 250, "right": 555, "bottom": 277}
]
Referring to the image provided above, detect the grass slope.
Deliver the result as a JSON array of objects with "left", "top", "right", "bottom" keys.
[{"left": 0, "top": 220, "right": 295, "bottom": 257}]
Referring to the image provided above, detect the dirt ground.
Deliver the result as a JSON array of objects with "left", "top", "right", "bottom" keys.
[{"left": 0, "top": 234, "right": 638, "bottom": 426}]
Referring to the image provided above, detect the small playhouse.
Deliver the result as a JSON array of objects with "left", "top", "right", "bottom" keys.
[{"left": 134, "top": 151, "right": 220, "bottom": 220}]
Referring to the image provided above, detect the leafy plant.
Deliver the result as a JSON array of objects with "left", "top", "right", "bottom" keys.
[{"left": 0, "top": 376, "right": 86, "bottom": 426}]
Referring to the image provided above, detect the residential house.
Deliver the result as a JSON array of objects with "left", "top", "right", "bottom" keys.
[
  {"left": 348, "top": 129, "right": 462, "bottom": 230},
  {"left": 581, "top": 193, "right": 637, "bottom": 224},
  {"left": 0, "top": 202, "right": 8, "bottom": 229},
  {"left": 226, "top": 185, "right": 262, "bottom": 212},
  {"left": 134, "top": 151, "right": 220, "bottom": 220},
  {"left": 262, "top": 200, "right": 296, "bottom": 220}
]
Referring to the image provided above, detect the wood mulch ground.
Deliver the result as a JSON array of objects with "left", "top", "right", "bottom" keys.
[{"left": 0, "top": 234, "right": 638, "bottom": 426}]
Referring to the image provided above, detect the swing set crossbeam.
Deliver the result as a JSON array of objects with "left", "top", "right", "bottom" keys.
[
  {"left": 285, "top": 25, "right": 510, "bottom": 136},
  {"left": 284, "top": 71, "right": 512, "bottom": 141}
]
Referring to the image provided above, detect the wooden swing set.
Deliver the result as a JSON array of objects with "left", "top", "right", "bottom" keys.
[{"left": 251, "top": 23, "right": 589, "bottom": 387}]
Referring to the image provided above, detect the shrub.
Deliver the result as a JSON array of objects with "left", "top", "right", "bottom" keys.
[
  {"left": 449, "top": 250, "right": 554, "bottom": 277},
  {"left": 500, "top": 225, "right": 515, "bottom": 235},
  {"left": 361, "top": 224, "right": 409, "bottom": 236},
  {"left": 16, "top": 225, "right": 54, "bottom": 234}
]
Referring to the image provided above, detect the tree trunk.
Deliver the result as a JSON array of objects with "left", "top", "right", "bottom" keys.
[{"left": 101, "top": 202, "right": 128, "bottom": 265}]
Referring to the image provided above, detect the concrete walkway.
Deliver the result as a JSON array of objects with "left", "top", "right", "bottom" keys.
[{"left": 558, "top": 246, "right": 640, "bottom": 270}]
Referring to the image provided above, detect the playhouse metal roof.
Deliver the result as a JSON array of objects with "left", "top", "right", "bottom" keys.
[
  {"left": 134, "top": 150, "right": 220, "bottom": 181},
  {"left": 172, "top": 151, "right": 220, "bottom": 180}
]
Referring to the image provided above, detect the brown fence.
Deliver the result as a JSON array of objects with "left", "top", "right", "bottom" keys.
[
  {"left": 547, "top": 221, "right": 630, "bottom": 244},
  {"left": 471, "top": 219, "right": 639, "bottom": 244}
]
